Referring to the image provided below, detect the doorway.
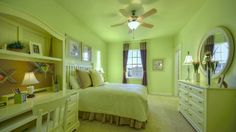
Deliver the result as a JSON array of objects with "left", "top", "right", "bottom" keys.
[{"left": 175, "top": 50, "right": 181, "bottom": 96}]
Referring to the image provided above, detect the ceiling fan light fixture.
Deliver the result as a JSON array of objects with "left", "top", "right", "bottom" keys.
[{"left": 128, "top": 21, "right": 140, "bottom": 30}]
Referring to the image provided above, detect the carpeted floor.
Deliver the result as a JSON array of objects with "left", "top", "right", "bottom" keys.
[{"left": 78, "top": 95, "right": 196, "bottom": 132}]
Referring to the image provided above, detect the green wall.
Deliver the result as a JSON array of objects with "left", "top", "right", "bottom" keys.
[
  {"left": 175, "top": 0, "right": 236, "bottom": 87},
  {"left": 0, "top": 0, "right": 107, "bottom": 76},
  {"left": 108, "top": 36, "right": 175, "bottom": 95}
]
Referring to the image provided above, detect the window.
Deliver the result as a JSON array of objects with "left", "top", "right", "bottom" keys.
[
  {"left": 212, "top": 42, "right": 229, "bottom": 73},
  {"left": 127, "top": 49, "right": 143, "bottom": 78}
]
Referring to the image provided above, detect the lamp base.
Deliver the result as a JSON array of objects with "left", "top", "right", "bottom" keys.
[
  {"left": 27, "top": 94, "right": 35, "bottom": 98},
  {"left": 27, "top": 86, "right": 35, "bottom": 98}
]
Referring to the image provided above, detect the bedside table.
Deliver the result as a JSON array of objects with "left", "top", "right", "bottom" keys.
[{"left": 64, "top": 92, "right": 80, "bottom": 132}]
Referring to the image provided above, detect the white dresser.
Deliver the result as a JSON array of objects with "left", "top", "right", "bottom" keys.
[
  {"left": 65, "top": 92, "right": 80, "bottom": 132},
  {"left": 178, "top": 80, "right": 236, "bottom": 132}
]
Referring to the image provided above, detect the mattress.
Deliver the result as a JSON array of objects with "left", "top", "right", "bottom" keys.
[{"left": 78, "top": 83, "right": 148, "bottom": 122}]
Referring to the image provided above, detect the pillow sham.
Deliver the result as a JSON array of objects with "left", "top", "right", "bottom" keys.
[
  {"left": 90, "top": 70, "right": 104, "bottom": 87},
  {"left": 76, "top": 69, "right": 92, "bottom": 88},
  {"left": 69, "top": 75, "right": 80, "bottom": 89}
]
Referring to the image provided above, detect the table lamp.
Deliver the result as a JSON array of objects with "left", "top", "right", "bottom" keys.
[
  {"left": 22, "top": 72, "right": 39, "bottom": 98},
  {"left": 183, "top": 51, "right": 193, "bottom": 81}
]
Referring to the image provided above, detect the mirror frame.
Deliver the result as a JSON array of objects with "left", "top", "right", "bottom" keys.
[{"left": 198, "top": 27, "right": 235, "bottom": 78}]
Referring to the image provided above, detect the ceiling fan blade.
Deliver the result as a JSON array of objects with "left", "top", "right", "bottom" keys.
[
  {"left": 140, "top": 8, "right": 157, "bottom": 19},
  {"left": 141, "top": 22, "right": 154, "bottom": 28},
  {"left": 111, "top": 21, "right": 127, "bottom": 27},
  {"left": 119, "top": 9, "right": 130, "bottom": 18}
]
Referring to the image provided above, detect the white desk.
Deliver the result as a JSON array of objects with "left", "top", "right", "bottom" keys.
[{"left": 0, "top": 90, "right": 78, "bottom": 131}]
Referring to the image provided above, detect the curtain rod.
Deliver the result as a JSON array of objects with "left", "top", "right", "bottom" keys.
[{"left": 123, "top": 40, "right": 148, "bottom": 44}]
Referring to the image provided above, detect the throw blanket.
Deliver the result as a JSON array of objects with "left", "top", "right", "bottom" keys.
[{"left": 79, "top": 83, "right": 148, "bottom": 122}]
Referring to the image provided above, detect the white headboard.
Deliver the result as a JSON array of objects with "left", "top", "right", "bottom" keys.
[{"left": 66, "top": 64, "right": 93, "bottom": 89}]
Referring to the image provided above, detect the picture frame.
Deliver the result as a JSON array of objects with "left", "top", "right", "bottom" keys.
[
  {"left": 82, "top": 45, "right": 92, "bottom": 61},
  {"left": 153, "top": 59, "right": 164, "bottom": 71},
  {"left": 29, "top": 41, "right": 42, "bottom": 55},
  {"left": 66, "top": 36, "right": 81, "bottom": 58}
]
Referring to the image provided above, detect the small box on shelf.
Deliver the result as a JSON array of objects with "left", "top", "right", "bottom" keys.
[{"left": 0, "top": 96, "right": 8, "bottom": 108}]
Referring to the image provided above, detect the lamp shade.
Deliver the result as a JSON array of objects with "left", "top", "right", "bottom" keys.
[
  {"left": 128, "top": 21, "right": 140, "bottom": 30},
  {"left": 22, "top": 72, "right": 39, "bottom": 85},
  {"left": 183, "top": 55, "right": 193, "bottom": 65}
]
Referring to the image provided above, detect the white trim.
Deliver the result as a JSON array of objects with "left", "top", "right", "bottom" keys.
[{"left": 148, "top": 92, "right": 173, "bottom": 96}]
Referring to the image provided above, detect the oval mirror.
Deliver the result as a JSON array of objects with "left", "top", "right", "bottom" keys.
[{"left": 198, "top": 27, "right": 234, "bottom": 78}]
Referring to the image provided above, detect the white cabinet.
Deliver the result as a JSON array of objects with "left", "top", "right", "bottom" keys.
[
  {"left": 178, "top": 80, "right": 236, "bottom": 132},
  {"left": 65, "top": 93, "right": 80, "bottom": 132}
]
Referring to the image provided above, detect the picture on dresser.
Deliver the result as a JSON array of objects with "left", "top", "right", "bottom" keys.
[
  {"left": 66, "top": 35, "right": 81, "bottom": 58},
  {"left": 29, "top": 41, "right": 42, "bottom": 55}
]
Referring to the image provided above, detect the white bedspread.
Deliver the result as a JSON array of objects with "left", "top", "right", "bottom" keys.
[{"left": 78, "top": 83, "right": 148, "bottom": 122}]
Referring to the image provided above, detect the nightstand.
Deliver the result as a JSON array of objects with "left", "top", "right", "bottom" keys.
[{"left": 64, "top": 92, "right": 80, "bottom": 132}]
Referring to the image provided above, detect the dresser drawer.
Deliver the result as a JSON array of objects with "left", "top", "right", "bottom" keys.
[
  {"left": 179, "top": 101, "right": 188, "bottom": 113},
  {"left": 67, "top": 94, "right": 77, "bottom": 104},
  {"left": 181, "top": 83, "right": 190, "bottom": 91},
  {"left": 188, "top": 109, "right": 204, "bottom": 132},
  {"left": 188, "top": 100, "right": 204, "bottom": 119},
  {"left": 179, "top": 88, "right": 189, "bottom": 97},
  {"left": 65, "top": 113, "right": 78, "bottom": 129},
  {"left": 189, "top": 86, "right": 205, "bottom": 98},
  {"left": 179, "top": 95, "right": 188, "bottom": 105},
  {"left": 189, "top": 93, "right": 204, "bottom": 107},
  {"left": 66, "top": 103, "right": 77, "bottom": 117}
]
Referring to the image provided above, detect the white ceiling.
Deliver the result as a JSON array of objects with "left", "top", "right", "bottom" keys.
[{"left": 55, "top": 0, "right": 206, "bottom": 42}]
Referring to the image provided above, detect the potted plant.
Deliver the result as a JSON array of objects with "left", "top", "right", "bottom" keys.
[
  {"left": 7, "top": 41, "right": 24, "bottom": 52},
  {"left": 202, "top": 52, "right": 218, "bottom": 85},
  {"left": 192, "top": 61, "right": 200, "bottom": 82}
]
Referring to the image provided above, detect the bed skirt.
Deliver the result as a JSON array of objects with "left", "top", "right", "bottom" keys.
[{"left": 79, "top": 111, "right": 146, "bottom": 129}]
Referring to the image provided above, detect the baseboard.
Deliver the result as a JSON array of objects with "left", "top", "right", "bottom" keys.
[{"left": 148, "top": 92, "right": 173, "bottom": 96}]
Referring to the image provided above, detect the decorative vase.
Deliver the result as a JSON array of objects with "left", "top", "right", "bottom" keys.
[
  {"left": 207, "top": 66, "right": 211, "bottom": 86},
  {"left": 193, "top": 73, "right": 200, "bottom": 82}
]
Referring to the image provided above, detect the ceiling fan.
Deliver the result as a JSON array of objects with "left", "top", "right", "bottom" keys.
[{"left": 111, "top": 8, "right": 157, "bottom": 30}]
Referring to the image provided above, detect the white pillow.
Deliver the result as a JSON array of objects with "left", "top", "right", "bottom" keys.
[
  {"left": 89, "top": 70, "right": 104, "bottom": 87},
  {"left": 69, "top": 75, "right": 80, "bottom": 89}
]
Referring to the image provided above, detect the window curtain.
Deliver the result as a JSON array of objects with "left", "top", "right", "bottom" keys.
[
  {"left": 140, "top": 42, "right": 147, "bottom": 86},
  {"left": 123, "top": 43, "right": 129, "bottom": 83}
]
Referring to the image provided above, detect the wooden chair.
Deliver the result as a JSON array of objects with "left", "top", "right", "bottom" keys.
[{"left": 32, "top": 97, "right": 67, "bottom": 132}]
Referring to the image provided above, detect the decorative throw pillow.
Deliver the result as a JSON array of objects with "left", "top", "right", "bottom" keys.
[
  {"left": 90, "top": 70, "right": 104, "bottom": 87},
  {"left": 76, "top": 69, "right": 92, "bottom": 88},
  {"left": 69, "top": 75, "right": 80, "bottom": 89}
]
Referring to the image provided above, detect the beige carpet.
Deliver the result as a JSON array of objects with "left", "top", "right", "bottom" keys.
[{"left": 78, "top": 95, "right": 196, "bottom": 132}]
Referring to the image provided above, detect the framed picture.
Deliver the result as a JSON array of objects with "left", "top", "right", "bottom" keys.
[
  {"left": 29, "top": 41, "right": 42, "bottom": 55},
  {"left": 82, "top": 45, "right": 92, "bottom": 61},
  {"left": 66, "top": 36, "right": 81, "bottom": 58},
  {"left": 153, "top": 59, "right": 164, "bottom": 71}
]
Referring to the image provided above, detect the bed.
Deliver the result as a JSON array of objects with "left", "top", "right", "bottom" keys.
[{"left": 66, "top": 65, "right": 148, "bottom": 129}]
